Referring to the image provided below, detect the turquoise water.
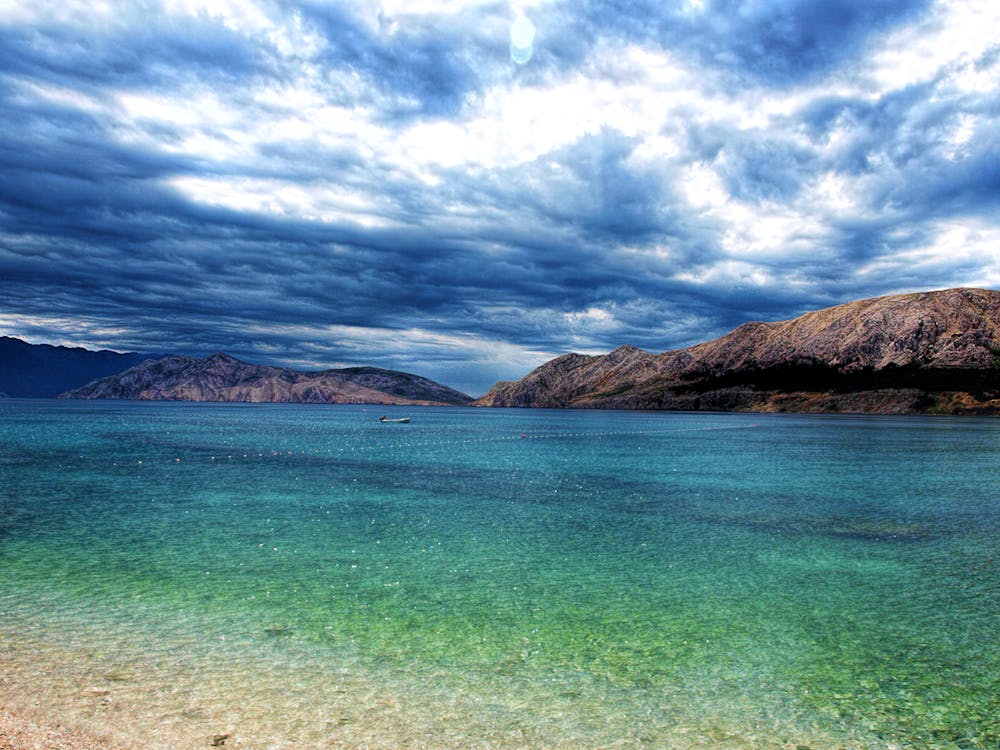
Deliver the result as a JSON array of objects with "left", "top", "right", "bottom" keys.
[{"left": 1, "top": 400, "right": 998, "bottom": 748}]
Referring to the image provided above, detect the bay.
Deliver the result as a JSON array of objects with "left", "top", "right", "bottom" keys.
[{"left": 1, "top": 400, "right": 998, "bottom": 748}]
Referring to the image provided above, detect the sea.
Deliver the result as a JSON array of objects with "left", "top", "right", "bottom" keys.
[{"left": 0, "top": 400, "right": 997, "bottom": 749}]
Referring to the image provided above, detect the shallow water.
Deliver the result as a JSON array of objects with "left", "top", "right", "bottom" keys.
[{"left": 1, "top": 401, "right": 998, "bottom": 748}]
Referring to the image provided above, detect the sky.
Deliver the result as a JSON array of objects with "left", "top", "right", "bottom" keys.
[{"left": 1, "top": 0, "right": 998, "bottom": 396}]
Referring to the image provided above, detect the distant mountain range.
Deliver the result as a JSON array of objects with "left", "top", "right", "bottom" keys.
[
  {"left": 61, "top": 352, "right": 472, "bottom": 406},
  {"left": 7, "top": 287, "right": 1000, "bottom": 413},
  {"left": 0, "top": 337, "right": 158, "bottom": 398},
  {"left": 474, "top": 288, "right": 1000, "bottom": 415}
]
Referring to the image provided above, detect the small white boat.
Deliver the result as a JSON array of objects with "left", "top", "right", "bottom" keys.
[{"left": 379, "top": 416, "right": 411, "bottom": 423}]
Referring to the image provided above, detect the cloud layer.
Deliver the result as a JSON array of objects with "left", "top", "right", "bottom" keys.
[{"left": 1, "top": 0, "right": 998, "bottom": 394}]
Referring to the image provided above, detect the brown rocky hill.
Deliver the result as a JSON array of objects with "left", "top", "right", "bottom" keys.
[
  {"left": 61, "top": 353, "right": 471, "bottom": 406},
  {"left": 475, "top": 288, "right": 1000, "bottom": 414}
]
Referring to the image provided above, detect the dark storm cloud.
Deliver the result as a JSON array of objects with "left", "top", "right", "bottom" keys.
[
  {"left": 0, "top": 12, "right": 268, "bottom": 93},
  {"left": 294, "top": 2, "right": 500, "bottom": 119},
  {"left": 692, "top": 0, "right": 931, "bottom": 83},
  {"left": 804, "top": 75, "right": 1000, "bottom": 229},
  {"left": 0, "top": 1, "right": 998, "bottom": 395},
  {"left": 578, "top": 0, "right": 932, "bottom": 84},
  {"left": 716, "top": 137, "right": 811, "bottom": 203}
]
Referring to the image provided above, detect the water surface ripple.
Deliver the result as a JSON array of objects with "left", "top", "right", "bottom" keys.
[{"left": 1, "top": 401, "right": 998, "bottom": 748}]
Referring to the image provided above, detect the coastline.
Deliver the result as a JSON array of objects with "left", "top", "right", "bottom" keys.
[{"left": 0, "top": 706, "right": 118, "bottom": 750}]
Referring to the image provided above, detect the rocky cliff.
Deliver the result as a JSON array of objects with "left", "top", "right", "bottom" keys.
[
  {"left": 475, "top": 288, "right": 1000, "bottom": 414},
  {"left": 61, "top": 353, "right": 472, "bottom": 406}
]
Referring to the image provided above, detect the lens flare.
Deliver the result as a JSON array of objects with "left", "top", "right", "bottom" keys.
[{"left": 509, "top": 14, "right": 535, "bottom": 65}]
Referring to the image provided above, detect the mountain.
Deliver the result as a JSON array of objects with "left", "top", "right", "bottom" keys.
[
  {"left": 475, "top": 288, "right": 1000, "bottom": 414},
  {"left": 61, "top": 352, "right": 472, "bottom": 405},
  {"left": 0, "top": 336, "right": 159, "bottom": 398}
]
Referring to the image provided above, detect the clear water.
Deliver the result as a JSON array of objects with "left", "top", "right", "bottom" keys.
[{"left": 1, "top": 400, "right": 998, "bottom": 749}]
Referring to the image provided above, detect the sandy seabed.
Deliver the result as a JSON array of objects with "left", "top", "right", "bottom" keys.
[
  {"left": 0, "top": 706, "right": 119, "bottom": 750},
  {"left": 0, "top": 629, "right": 865, "bottom": 750}
]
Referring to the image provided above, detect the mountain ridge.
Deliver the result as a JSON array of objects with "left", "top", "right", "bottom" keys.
[
  {"left": 61, "top": 352, "right": 472, "bottom": 406},
  {"left": 475, "top": 288, "right": 1000, "bottom": 414},
  {"left": 0, "top": 336, "right": 161, "bottom": 397}
]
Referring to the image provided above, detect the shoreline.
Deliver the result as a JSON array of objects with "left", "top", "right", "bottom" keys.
[{"left": 0, "top": 706, "right": 119, "bottom": 750}]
